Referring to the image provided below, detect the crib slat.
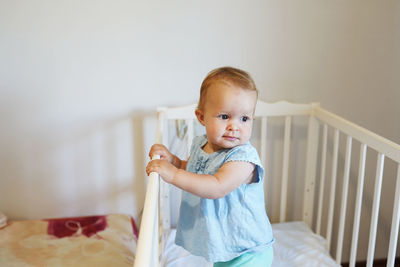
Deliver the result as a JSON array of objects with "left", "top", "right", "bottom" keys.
[
  {"left": 160, "top": 180, "right": 171, "bottom": 231},
  {"left": 260, "top": 117, "right": 268, "bottom": 168},
  {"left": 327, "top": 128, "right": 340, "bottom": 251},
  {"left": 303, "top": 112, "right": 320, "bottom": 227},
  {"left": 316, "top": 123, "right": 328, "bottom": 235},
  {"left": 387, "top": 164, "right": 400, "bottom": 267},
  {"left": 186, "top": 119, "right": 194, "bottom": 153},
  {"left": 280, "top": 116, "right": 291, "bottom": 222},
  {"left": 260, "top": 116, "right": 268, "bottom": 211},
  {"left": 367, "top": 153, "right": 385, "bottom": 267},
  {"left": 336, "top": 136, "right": 352, "bottom": 263},
  {"left": 159, "top": 115, "right": 171, "bottom": 234},
  {"left": 349, "top": 144, "right": 367, "bottom": 267}
]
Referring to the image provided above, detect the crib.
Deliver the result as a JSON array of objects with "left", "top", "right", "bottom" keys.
[{"left": 135, "top": 100, "right": 400, "bottom": 267}]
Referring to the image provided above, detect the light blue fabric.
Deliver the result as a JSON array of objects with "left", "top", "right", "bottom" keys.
[{"left": 175, "top": 135, "right": 274, "bottom": 262}]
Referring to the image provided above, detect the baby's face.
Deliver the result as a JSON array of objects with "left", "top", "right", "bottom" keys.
[{"left": 196, "top": 81, "right": 257, "bottom": 153}]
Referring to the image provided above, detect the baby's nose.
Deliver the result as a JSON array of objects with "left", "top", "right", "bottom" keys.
[{"left": 227, "top": 121, "right": 239, "bottom": 131}]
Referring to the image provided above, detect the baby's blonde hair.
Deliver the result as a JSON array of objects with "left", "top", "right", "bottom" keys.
[{"left": 198, "top": 66, "right": 258, "bottom": 110}]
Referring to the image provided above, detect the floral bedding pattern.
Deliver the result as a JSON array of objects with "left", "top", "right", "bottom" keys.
[{"left": 0, "top": 214, "right": 138, "bottom": 267}]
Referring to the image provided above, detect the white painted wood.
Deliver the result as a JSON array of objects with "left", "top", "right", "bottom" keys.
[
  {"left": 260, "top": 116, "right": 268, "bottom": 209},
  {"left": 336, "top": 136, "right": 352, "bottom": 264},
  {"left": 327, "top": 129, "right": 339, "bottom": 251},
  {"left": 260, "top": 117, "right": 268, "bottom": 167},
  {"left": 280, "top": 116, "right": 291, "bottom": 222},
  {"left": 350, "top": 144, "right": 367, "bottom": 267},
  {"left": 316, "top": 123, "right": 328, "bottom": 235},
  {"left": 303, "top": 106, "right": 320, "bottom": 227},
  {"left": 134, "top": 156, "right": 160, "bottom": 267},
  {"left": 187, "top": 119, "right": 194, "bottom": 153},
  {"left": 387, "top": 164, "right": 400, "bottom": 267},
  {"left": 158, "top": 104, "right": 197, "bottom": 120},
  {"left": 314, "top": 107, "right": 400, "bottom": 163},
  {"left": 158, "top": 111, "right": 171, "bottom": 234},
  {"left": 160, "top": 180, "right": 170, "bottom": 232},
  {"left": 367, "top": 153, "right": 385, "bottom": 267},
  {"left": 255, "top": 100, "right": 313, "bottom": 117}
]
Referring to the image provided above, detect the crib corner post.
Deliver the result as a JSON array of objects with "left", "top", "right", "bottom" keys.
[{"left": 303, "top": 104, "right": 320, "bottom": 228}]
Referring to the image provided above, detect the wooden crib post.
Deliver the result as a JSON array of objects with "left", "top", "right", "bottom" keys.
[
  {"left": 303, "top": 103, "right": 320, "bottom": 228},
  {"left": 158, "top": 109, "right": 171, "bottom": 234}
]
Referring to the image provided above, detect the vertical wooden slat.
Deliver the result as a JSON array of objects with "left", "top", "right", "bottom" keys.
[
  {"left": 349, "top": 144, "right": 367, "bottom": 267},
  {"left": 336, "top": 136, "right": 353, "bottom": 263},
  {"left": 316, "top": 123, "right": 328, "bottom": 235},
  {"left": 327, "top": 128, "right": 340, "bottom": 251},
  {"left": 156, "top": 110, "right": 165, "bottom": 145},
  {"left": 260, "top": 117, "right": 268, "bottom": 167},
  {"left": 260, "top": 116, "right": 269, "bottom": 212},
  {"left": 160, "top": 180, "right": 170, "bottom": 230},
  {"left": 280, "top": 116, "right": 291, "bottom": 222},
  {"left": 367, "top": 153, "right": 385, "bottom": 267},
  {"left": 303, "top": 113, "right": 320, "bottom": 227},
  {"left": 186, "top": 119, "right": 194, "bottom": 154},
  {"left": 387, "top": 164, "right": 400, "bottom": 267},
  {"left": 159, "top": 114, "right": 170, "bottom": 233}
]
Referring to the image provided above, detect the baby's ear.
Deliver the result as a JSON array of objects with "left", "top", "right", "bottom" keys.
[{"left": 195, "top": 109, "right": 205, "bottom": 126}]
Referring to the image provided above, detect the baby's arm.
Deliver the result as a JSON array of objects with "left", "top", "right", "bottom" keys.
[
  {"left": 147, "top": 157, "right": 255, "bottom": 199},
  {"left": 174, "top": 161, "right": 255, "bottom": 199}
]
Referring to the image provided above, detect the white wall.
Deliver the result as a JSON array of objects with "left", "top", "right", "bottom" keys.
[{"left": 0, "top": 0, "right": 399, "bottom": 262}]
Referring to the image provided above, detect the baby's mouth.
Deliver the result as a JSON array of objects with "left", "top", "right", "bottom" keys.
[{"left": 223, "top": 135, "right": 238, "bottom": 141}]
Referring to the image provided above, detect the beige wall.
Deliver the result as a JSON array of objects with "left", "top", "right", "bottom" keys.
[{"left": 0, "top": 0, "right": 399, "bottom": 262}]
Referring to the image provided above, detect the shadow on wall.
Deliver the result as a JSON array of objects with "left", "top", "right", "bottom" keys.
[{"left": 0, "top": 110, "right": 157, "bottom": 221}]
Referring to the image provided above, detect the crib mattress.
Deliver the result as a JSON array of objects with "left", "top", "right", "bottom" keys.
[
  {"left": 162, "top": 221, "right": 340, "bottom": 267},
  {"left": 0, "top": 214, "right": 138, "bottom": 267}
]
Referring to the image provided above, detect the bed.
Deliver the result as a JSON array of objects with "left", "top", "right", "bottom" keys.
[
  {"left": 0, "top": 214, "right": 138, "bottom": 266},
  {"left": 134, "top": 100, "right": 400, "bottom": 267}
]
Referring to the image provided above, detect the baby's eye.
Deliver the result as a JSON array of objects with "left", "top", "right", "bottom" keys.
[
  {"left": 219, "top": 114, "right": 229, "bottom": 120},
  {"left": 241, "top": 116, "right": 250, "bottom": 122}
]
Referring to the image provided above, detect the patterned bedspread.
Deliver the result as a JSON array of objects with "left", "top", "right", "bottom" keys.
[{"left": 0, "top": 214, "right": 138, "bottom": 266}]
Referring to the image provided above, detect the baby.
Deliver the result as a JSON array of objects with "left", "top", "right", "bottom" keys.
[{"left": 146, "top": 67, "right": 274, "bottom": 267}]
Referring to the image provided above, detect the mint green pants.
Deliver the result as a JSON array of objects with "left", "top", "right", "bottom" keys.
[{"left": 213, "top": 246, "right": 273, "bottom": 267}]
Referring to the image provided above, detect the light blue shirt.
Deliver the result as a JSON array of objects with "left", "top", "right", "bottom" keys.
[{"left": 175, "top": 135, "right": 274, "bottom": 262}]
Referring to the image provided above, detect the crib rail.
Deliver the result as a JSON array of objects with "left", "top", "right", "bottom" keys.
[
  {"left": 314, "top": 107, "right": 400, "bottom": 163},
  {"left": 312, "top": 107, "right": 400, "bottom": 266}
]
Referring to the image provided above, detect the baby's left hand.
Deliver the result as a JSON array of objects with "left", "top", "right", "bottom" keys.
[{"left": 146, "top": 159, "right": 178, "bottom": 184}]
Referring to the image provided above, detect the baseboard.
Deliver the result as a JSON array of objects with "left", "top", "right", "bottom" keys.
[{"left": 342, "top": 257, "right": 400, "bottom": 267}]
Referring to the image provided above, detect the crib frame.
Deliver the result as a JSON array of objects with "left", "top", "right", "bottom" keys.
[{"left": 134, "top": 100, "right": 400, "bottom": 267}]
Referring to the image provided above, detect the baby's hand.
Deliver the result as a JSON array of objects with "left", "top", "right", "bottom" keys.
[
  {"left": 149, "top": 144, "right": 174, "bottom": 163},
  {"left": 146, "top": 159, "right": 177, "bottom": 184}
]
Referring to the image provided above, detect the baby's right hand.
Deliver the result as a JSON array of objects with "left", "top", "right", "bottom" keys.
[{"left": 149, "top": 144, "right": 174, "bottom": 163}]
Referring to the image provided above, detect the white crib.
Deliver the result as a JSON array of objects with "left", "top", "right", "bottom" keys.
[{"left": 134, "top": 100, "right": 400, "bottom": 267}]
